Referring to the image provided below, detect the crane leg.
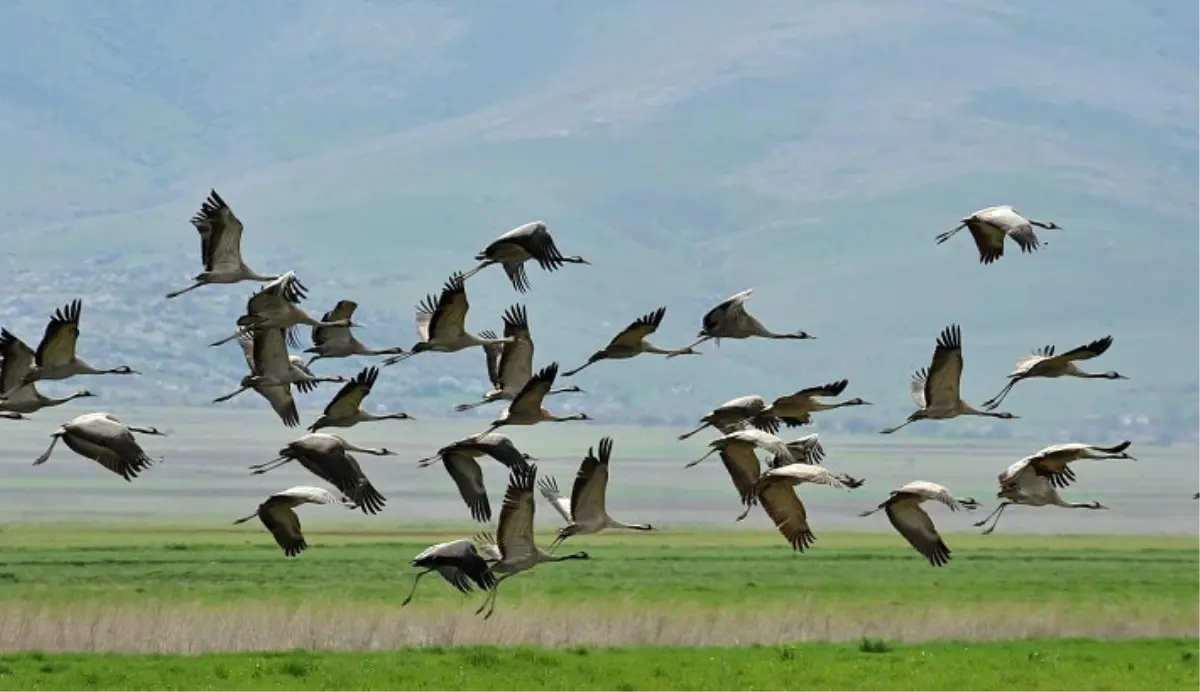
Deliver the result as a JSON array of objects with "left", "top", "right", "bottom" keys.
[
  {"left": 165, "top": 282, "right": 205, "bottom": 299},
  {"left": 878, "top": 419, "right": 915, "bottom": 435},
  {"left": 973, "top": 502, "right": 1012, "bottom": 535},
  {"left": 677, "top": 422, "right": 710, "bottom": 441},
  {"left": 476, "top": 573, "right": 512, "bottom": 620},
  {"left": 248, "top": 456, "right": 292, "bottom": 474},
  {"left": 212, "top": 386, "right": 249, "bottom": 403},
  {"left": 685, "top": 447, "right": 718, "bottom": 468},
  {"left": 401, "top": 570, "right": 430, "bottom": 606},
  {"left": 32, "top": 435, "right": 61, "bottom": 466}
]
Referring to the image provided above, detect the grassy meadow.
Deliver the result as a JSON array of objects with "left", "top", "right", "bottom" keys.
[
  {"left": 0, "top": 427, "right": 1196, "bottom": 689},
  {"left": 0, "top": 639, "right": 1196, "bottom": 690},
  {"left": 0, "top": 524, "right": 1194, "bottom": 650}
]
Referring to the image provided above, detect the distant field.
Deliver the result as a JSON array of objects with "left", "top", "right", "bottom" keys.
[
  {"left": 0, "top": 525, "right": 1193, "bottom": 653},
  {"left": 2, "top": 414, "right": 1196, "bottom": 535},
  {"left": 0, "top": 639, "right": 1196, "bottom": 690}
]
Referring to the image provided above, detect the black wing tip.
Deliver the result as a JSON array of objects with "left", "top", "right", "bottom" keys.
[
  {"left": 535, "top": 362, "right": 559, "bottom": 382},
  {"left": 645, "top": 306, "right": 667, "bottom": 326},
  {"left": 1089, "top": 335, "right": 1114, "bottom": 354},
  {"left": 354, "top": 486, "right": 387, "bottom": 515},
  {"left": 826, "top": 379, "right": 849, "bottom": 396},
  {"left": 925, "top": 540, "right": 952, "bottom": 567},
  {"left": 790, "top": 529, "right": 816, "bottom": 552},
  {"left": 357, "top": 366, "right": 379, "bottom": 387},
  {"left": 936, "top": 324, "right": 962, "bottom": 349},
  {"left": 51, "top": 298, "right": 83, "bottom": 324},
  {"left": 417, "top": 293, "right": 440, "bottom": 315},
  {"left": 510, "top": 462, "right": 537, "bottom": 490},
  {"left": 503, "top": 303, "right": 529, "bottom": 330},
  {"left": 443, "top": 272, "right": 468, "bottom": 292},
  {"left": 597, "top": 436, "right": 614, "bottom": 463}
]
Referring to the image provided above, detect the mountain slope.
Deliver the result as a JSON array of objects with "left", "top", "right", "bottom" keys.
[{"left": 0, "top": 0, "right": 1195, "bottom": 441}]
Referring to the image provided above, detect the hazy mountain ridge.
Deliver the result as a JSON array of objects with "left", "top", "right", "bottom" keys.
[{"left": 0, "top": 0, "right": 1195, "bottom": 441}]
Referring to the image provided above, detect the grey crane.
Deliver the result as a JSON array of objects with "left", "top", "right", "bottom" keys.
[
  {"left": 563, "top": 307, "right": 698, "bottom": 377},
  {"left": 677, "top": 394, "right": 782, "bottom": 441},
  {"left": 0, "top": 328, "right": 95, "bottom": 415},
  {"left": 233, "top": 485, "right": 356, "bottom": 557},
  {"left": 213, "top": 329, "right": 347, "bottom": 427},
  {"left": 973, "top": 441, "right": 1134, "bottom": 535},
  {"left": 382, "top": 273, "right": 513, "bottom": 366},
  {"left": 209, "top": 272, "right": 356, "bottom": 349},
  {"left": 859, "top": 481, "right": 979, "bottom": 567},
  {"left": 453, "top": 304, "right": 582, "bottom": 412},
  {"left": 981, "top": 336, "right": 1127, "bottom": 411},
  {"left": 10, "top": 300, "right": 139, "bottom": 394},
  {"left": 761, "top": 379, "right": 872, "bottom": 428},
  {"left": 33, "top": 412, "right": 166, "bottom": 481},
  {"left": 935, "top": 205, "right": 1061, "bottom": 265},
  {"left": 166, "top": 189, "right": 286, "bottom": 299},
  {"left": 721, "top": 432, "right": 855, "bottom": 522},
  {"left": 677, "top": 289, "right": 815, "bottom": 353},
  {"left": 473, "top": 463, "right": 591, "bottom": 620},
  {"left": 686, "top": 428, "right": 796, "bottom": 470},
  {"left": 401, "top": 536, "right": 499, "bottom": 606},
  {"left": 537, "top": 437, "right": 654, "bottom": 552},
  {"left": 483, "top": 362, "right": 592, "bottom": 433},
  {"left": 768, "top": 433, "right": 827, "bottom": 468},
  {"left": 460, "top": 221, "right": 590, "bottom": 293},
  {"left": 307, "top": 366, "right": 413, "bottom": 432},
  {"left": 415, "top": 432, "right": 537, "bottom": 523},
  {"left": 745, "top": 464, "right": 864, "bottom": 551},
  {"left": 249, "top": 432, "right": 394, "bottom": 515},
  {"left": 303, "top": 300, "right": 407, "bottom": 367},
  {"left": 880, "top": 324, "right": 1018, "bottom": 434}
]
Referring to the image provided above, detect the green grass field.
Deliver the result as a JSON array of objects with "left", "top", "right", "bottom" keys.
[
  {"left": 0, "top": 525, "right": 1194, "bottom": 644},
  {"left": 1, "top": 640, "right": 1196, "bottom": 690}
]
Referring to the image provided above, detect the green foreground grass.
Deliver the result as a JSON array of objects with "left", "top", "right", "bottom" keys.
[
  {"left": 1, "top": 640, "right": 1196, "bottom": 690},
  {"left": 0, "top": 523, "right": 1194, "bottom": 653}
]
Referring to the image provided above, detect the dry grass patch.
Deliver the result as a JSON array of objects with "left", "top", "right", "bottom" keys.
[{"left": 0, "top": 600, "right": 1194, "bottom": 654}]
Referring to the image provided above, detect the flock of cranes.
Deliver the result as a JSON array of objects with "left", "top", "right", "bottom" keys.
[{"left": 0, "top": 191, "right": 1182, "bottom": 621}]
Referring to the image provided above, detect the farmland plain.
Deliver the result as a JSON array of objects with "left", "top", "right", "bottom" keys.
[{"left": 0, "top": 412, "right": 1195, "bottom": 689}]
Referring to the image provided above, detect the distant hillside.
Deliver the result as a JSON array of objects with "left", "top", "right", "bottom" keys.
[{"left": 0, "top": 0, "right": 1196, "bottom": 442}]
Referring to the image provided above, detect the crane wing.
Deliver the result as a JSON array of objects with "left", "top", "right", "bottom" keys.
[
  {"left": 885, "top": 501, "right": 950, "bottom": 567},
  {"left": 759, "top": 484, "right": 815, "bottom": 552},
  {"left": 719, "top": 446, "right": 762, "bottom": 508},
  {"left": 0, "top": 329, "right": 36, "bottom": 396},
  {"left": 267, "top": 485, "right": 347, "bottom": 507},
  {"left": 536, "top": 475, "right": 574, "bottom": 524},
  {"left": 429, "top": 273, "right": 470, "bottom": 340},
  {"left": 253, "top": 328, "right": 294, "bottom": 382},
  {"left": 195, "top": 190, "right": 246, "bottom": 273},
  {"left": 256, "top": 382, "right": 300, "bottom": 428},
  {"left": 923, "top": 324, "right": 963, "bottom": 409},
  {"left": 965, "top": 219, "right": 1008, "bottom": 265},
  {"left": 570, "top": 437, "right": 612, "bottom": 523},
  {"left": 35, "top": 299, "right": 83, "bottom": 368},
  {"left": 606, "top": 307, "right": 666, "bottom": 350},
  {"left": 443, "top": 453, "right": 491, "bottom": 523},
  {"left": 497, "top": 464, "right": 538, "bottom": 564},
  {"left": 478, "top": 330, "right": 504, "bottom": 388},
  {"left": 1053, "top": 336, "right": 1114, "bottom": 364},
  {"left": 497, "top": 305, "right": 534, "bottom": 391},
  {"left": 509, "top": 362, "right": 557, "bottom": 415},
  {"left": 259, "top": 503, "right": 307, "bottom": 557},
  {"left": 322, "top": 366, "right": 377, "bottom": 418},
  {"left": 234, "top": 331, "right": 258, "bottom": 374},
  {"left": 311, "top": 300, "right": 357, "bottom": 348}
]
